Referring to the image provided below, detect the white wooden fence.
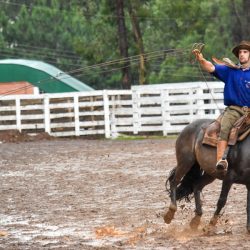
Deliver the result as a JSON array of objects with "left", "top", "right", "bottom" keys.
[{"left": 0, "top": 82, "right": 225, "bottom": 138}]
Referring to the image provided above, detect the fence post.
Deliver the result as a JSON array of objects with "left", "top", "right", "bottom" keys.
[
  {"left": 110, "top": 95, "right": 118, "bottom": 138},
  {"left": 189, "top": 89, "right": 194, "bottom": 123},
  {"left": 44, "top": 95, "right": 51, "bottom": 134},
  {"left": 132, "top": 89, "right": 141, "bottom": 134},
  {"left": 103, "top": 90, "right": 111, "bottom": 138},
  {"left": 74, "top": 95, "right": 80, "bottom": 136},
  {"left": 196, "top": 88, "right": 205, "bottom": 116},
  {"left": 16, "top": 97, "right": 21, "bottom": 132},
  {"left": 161, "top": 90, "right": 170, "bottom": 136}
]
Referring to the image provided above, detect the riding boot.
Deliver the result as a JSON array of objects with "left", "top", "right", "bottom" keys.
[{"left": 216, "top": 140, "right": 228, "bottom": 172}]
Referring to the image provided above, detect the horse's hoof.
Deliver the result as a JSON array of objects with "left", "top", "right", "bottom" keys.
[
  {"left": 209, "top": 215, "right": 219, "bottom": 226},
  {"left": 163, "top": 208, "right": 176, "bottom": 224},
  {"left": 202, "top": 223, "right": 216, "bottom": 235},
  {"left": 190, "top": 215, "right": 201, "bottom": 230}
]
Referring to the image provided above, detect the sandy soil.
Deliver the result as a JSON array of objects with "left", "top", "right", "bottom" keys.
[{"left": 0, "top": 137, "right": 249, "bottom": 249}]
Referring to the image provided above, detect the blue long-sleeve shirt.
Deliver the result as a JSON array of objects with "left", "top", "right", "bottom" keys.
[{"left": 212, "top": 64, "right": 250, "bottom": 107}]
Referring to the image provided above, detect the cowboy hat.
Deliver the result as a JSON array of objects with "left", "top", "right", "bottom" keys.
[{"left": 232, "top": 40, "right": 250, "bottom": 57}]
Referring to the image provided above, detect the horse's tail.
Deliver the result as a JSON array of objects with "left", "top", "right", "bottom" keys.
[{"left": 165, "top": 164, "right": 203, "bottom": 202}]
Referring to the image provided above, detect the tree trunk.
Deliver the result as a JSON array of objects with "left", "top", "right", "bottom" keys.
[
  {"left": 230, "top": 0, "right": 250, "bottom": 43},
  {"left": 242, "top": 0, "right": 250, "bottom": 39},
  {"left": 127, "top": 1, "right": 147, "bottom": 85},
  {"left": 115, "top": 0, "right": 131, "bottom": 89}
]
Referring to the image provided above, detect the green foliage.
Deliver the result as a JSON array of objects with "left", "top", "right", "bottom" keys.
[{"left": 0, "top": 0, "right": 247, "bottom": 89}]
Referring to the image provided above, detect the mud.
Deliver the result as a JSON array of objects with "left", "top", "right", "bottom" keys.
[{"left": 0, "top": 138, "right": 249, "bottom": 249}]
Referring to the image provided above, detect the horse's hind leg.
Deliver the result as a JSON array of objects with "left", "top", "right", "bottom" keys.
[
  {"left": 164, "top": 161, "right": 196, "bottom": 224},
  {"left": 164, "top": 133, "right": 198, "bottom": 224},
  {"left": 164, "top": 168, "right": 178, "bottom": 224},
  {"left": 190, "top": 173, "right": 215, "bottom": 229}
]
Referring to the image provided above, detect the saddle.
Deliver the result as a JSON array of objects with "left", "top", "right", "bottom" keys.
[{"left": 202, "top": 111, "right": 250, "bottom": 147}]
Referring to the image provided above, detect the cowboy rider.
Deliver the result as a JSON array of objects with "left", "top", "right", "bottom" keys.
[{"left": 192, "top": 40, "right": 250, "bottom": 174}]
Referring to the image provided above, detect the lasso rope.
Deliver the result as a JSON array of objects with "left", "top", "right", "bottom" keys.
[
  {"left": 190, "top": 43, "right": 221, "bottom": 112},
  {"left": 0, "top": 48, "right": 189, "bottom": 98}
]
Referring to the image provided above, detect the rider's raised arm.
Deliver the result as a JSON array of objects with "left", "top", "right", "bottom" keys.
[{"left": 192, "top": 49, "right": 215, "bottom": 73}]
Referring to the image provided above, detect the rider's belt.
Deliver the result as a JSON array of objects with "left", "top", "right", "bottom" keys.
[{"left": 229, "top": 105, "right": 250, "bottom": 115}]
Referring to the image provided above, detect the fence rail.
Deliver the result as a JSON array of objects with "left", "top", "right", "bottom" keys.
[{"left": 0, "top": 82, "right": 225, "bottom": 138}]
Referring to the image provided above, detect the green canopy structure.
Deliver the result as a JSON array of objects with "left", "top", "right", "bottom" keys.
[{"left": 0, "top": 59, "right": 94, "bottom": 93}]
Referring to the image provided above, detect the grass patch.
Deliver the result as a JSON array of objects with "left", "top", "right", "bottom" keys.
[{"left": 113, "top": 134, "right": 178, "bottom": 140}]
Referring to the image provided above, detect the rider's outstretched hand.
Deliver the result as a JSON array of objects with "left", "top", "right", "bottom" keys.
[{"left": 192, "top": 49, "right": 205, "bottom": 62}]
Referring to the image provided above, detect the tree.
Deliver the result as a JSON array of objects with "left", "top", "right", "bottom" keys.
[
  {"left": 115, "top": 0, "right": 131, "bottom": 89},
  {"left": 127, "top": 0, "right": 147, "bottom": 85},
  {"left": 230, "top": 0, "right": 250, "bottom": 43},
  {"left": 0, "top": 0, "right": 245, "bottom": 89}
]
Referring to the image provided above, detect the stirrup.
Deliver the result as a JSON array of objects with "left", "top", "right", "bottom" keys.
[{"left": 216, "top": 159, "right": 228, "bottom": 171}]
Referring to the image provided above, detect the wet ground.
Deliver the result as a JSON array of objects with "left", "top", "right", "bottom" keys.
[{"left": 0, "top": 137, "right": 249, "bottom": 249}]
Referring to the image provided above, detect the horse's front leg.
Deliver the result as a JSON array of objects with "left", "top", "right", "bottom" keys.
[
  {"left": 209, "top": 179, "right": 232, "bottom": 226},
  {"left": 189, "top": 188, "right": 202, "bottom": 229},
  {"left": 164, "top": 176, "right": 177, "bottom": 224},
  {"left": 190, "top": 174, "right": 215, "bottom": 229}
]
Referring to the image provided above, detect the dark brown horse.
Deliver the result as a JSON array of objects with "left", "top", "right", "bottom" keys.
[{"left": 163, "top": 118, "right": 250, "bottom": 232}]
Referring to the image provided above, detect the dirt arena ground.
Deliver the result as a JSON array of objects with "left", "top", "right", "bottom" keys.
[{"left": 0, "top": 135, "right": 249, "bottom": 249}]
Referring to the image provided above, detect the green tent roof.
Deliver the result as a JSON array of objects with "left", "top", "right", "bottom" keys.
[{"left": 0, "top": 59, "right": 94, "bottom": 93}]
